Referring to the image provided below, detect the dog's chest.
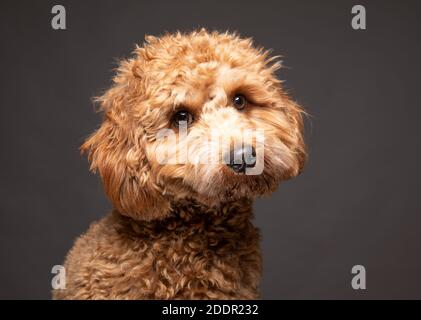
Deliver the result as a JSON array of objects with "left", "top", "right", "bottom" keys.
[{"left": 114, "top": 205, "right": 261, "bottom": 299}]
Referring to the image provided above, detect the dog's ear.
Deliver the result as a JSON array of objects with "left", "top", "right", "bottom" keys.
[
  {"left": 81, "top": 65, "right": 171, "bottom": 221},
  {"left": 282, "top": 96, "right": 307, "bottom": 178}
]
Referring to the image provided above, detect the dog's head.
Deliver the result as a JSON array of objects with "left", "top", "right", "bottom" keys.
[{"left": 82, "top": 30, "right": 306, "bottom": 220}]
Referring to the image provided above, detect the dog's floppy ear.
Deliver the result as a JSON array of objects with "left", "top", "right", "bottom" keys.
[
  {"left": 281, "top": 96, "right": 307, "bottom": 178},
  {"left": 81, "top": 65, "right": 171, "bottom": 221},
  {"left": 287, "top": 98, "right": 307, "bottom": 176}
]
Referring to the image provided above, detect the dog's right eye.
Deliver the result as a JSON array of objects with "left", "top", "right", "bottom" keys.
[
  {"left": 172, "top": 110, "right": 194, "bottom": 127},
  {"left": 233, "top": 94, "right": 248, "bottom": 110}
]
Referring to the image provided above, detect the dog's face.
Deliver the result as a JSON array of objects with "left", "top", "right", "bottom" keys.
[{"left": 82, "top": 30, "right": 306, "bottom": 220}]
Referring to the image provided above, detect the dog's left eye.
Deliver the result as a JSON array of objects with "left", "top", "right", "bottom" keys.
[
  {"left": 233, "top": 94, "right": 248, "bottom": 110},
  {"left": 173, "top": 110, "right": 194, "bottom": 127}
]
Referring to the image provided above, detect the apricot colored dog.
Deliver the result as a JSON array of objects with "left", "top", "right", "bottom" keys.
[{"left": 53, "top": 29, "right": 305, "bottom": 299}]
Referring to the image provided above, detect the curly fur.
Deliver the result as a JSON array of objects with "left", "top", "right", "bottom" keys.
[{"left": 53, "top": 29, "right": 306, "bottom": 300}]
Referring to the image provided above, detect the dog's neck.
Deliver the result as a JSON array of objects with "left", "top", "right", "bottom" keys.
[{"left": 113, "top": 197, "right": 254, "bottom": 237}]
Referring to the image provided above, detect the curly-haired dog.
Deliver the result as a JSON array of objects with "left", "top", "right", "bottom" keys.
[{"left": 53, "top": 29, "right": 306, "bottom": 300}]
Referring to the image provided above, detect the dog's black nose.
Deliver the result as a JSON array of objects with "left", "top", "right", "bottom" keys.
[{"left": 226, "top": 145, "right": 256, "bottom": 174}]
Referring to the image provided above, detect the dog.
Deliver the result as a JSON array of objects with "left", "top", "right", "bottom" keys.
[{"left": 53, "top": 29, "right": 306, "bottom": 299}]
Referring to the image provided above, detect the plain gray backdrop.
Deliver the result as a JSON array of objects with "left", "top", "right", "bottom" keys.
[{"left": 0, "top": 0, "right": 420, "bottom": 299}]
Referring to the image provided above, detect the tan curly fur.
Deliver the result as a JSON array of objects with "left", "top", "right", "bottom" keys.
[{"left": 53, "top": 29, "right": 306, "bottom": 300}]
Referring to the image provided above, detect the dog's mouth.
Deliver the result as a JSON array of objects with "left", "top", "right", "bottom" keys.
[
  {"left": 176, "top": 161, "right": 282, "bottom": 202},
  {"left": 224, "top": 167, "right": 280, "bottom": 198},
  {"left": 164, "top": 173, "right": 277, "bottom": 206}
]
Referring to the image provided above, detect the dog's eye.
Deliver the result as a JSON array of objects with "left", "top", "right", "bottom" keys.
[
  {"left": 233, "top": 94, "right": 248, "bottom": 110},
  {"left": 173, "top": 110, "right": 193, "bottom": 127}
]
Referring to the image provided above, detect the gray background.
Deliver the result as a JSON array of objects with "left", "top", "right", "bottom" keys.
[{"left": 0, "top": 0, "right": 420, "bottom": 299}]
